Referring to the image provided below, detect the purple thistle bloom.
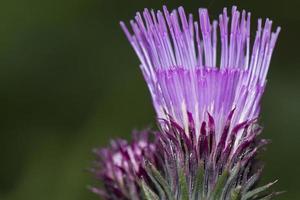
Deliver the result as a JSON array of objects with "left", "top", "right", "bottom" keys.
[
  {"left": 91, "top": 5, "right": 281, "bottom": 200},
  {"left": 120, "top": 6, "right": 280, "bottom": 147},
  {"left": 91, "top": 131, "right": 156, "bottom": 200}
]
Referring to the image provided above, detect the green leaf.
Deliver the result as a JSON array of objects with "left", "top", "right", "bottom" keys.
[
  {"left": 241, "top": 180, "right": 277, "bottom": 200},
  {"left": 258, "top": 191, "right": 285, "bottom": 200},
  {"left": 230, "top": 186, "right": 242, "bottom": 200},
  {"left": 209, "top": 168, "right": 229, "bottom": 200},
  {"left": 192, "top": 162, "right": 205, "bottom": 200},
  {"left": 141, "top": 180, "right": 160, "bottom": 200},
  {"left": 146, "top": 161, "right": 175, "bottom": 200},
  {"left": 178, "top": 168, "right": 189, "bottom": 200},
  {"left": 223, "top": 163, "right": 241, "bottom": 199},
  {"left": 257, "top": 193, "right": 275, "bottom": 200},
  {"left": 241, "top": 172, "right": 261, "bottom": 195},
  {"left": 145, "top": 168, "right": 166, "bottom": 199}
]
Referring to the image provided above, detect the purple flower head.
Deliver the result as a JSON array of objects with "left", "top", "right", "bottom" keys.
[
  {"left": 91, "top": 131, "right": 156, "bottom": 200},
  {"left": 90, "top": 5, "right": 281, "bottom": 200},
  {"left": 120, "top": 6, "right": 280, "bottom": 146}
]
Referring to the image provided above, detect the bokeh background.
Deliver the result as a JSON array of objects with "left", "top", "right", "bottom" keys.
[{"left": 0, "top": 0, "right": 299, "bottom": 199}]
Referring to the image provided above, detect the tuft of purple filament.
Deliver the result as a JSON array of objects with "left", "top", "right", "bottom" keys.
[{"left": 120, "top": 6, "right": 280, "bottom": 147}]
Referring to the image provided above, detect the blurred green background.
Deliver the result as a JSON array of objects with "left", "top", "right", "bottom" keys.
[{"left": 0, "top": 0, "right": 299, "bottom": 199}]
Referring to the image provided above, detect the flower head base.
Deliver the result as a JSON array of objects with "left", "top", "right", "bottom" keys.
[
  {"left": 120, "top": 6, "right": 280, "bottom": 145},
  {"left": 149, "top": 116, "right": 276, "bottom": 200},
  {"left": 91, "top": 131, "right": 156, "bottom": 200}
]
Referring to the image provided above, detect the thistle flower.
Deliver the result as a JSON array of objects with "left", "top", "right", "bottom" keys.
[
  {"left": 91, "top": 131, "right": 156, "bottom": 200},
  {"left": 91, "top": 5, "right": 281, "bottom": 200},
  {"left": 120, "top": 5, "right": 280, "bottom": 146}
]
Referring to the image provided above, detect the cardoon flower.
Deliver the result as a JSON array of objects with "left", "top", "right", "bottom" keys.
[{"left": 92, "top": 5, "right": 281, "bottom": 200}]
